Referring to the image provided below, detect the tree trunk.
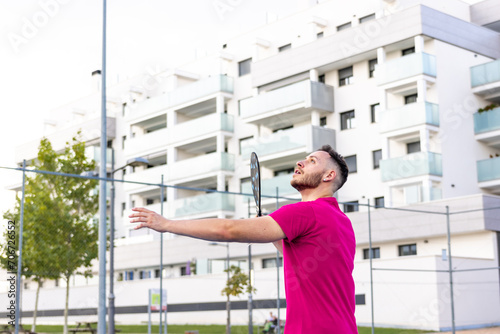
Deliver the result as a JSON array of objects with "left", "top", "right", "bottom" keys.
[
  {"left": 226, "top": 295, "right": 231, "bottom": 334},
  {"left": 33, "top": 279, "right": 41, "bottom": 332},
  {"left": 64, "top": 276, "right": 70, "bottom": 334}
]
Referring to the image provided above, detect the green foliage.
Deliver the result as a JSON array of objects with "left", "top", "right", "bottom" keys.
[
  {"left": 221, "top": 265, "right": 256, "bottom": 298},
  {"left": 478, "top": 103, "right": 499, "bottom": 113}
]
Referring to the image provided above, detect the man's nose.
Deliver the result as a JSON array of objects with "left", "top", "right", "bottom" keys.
[{"left": 296, "top": 160, "right": 304, "bottom": 168}]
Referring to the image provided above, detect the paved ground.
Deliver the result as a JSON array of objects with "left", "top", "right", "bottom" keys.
[{"left": 431, "top": 327, "right": 500, "bottom": 334}]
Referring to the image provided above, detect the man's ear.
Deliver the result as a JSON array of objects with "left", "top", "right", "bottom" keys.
[{"left": 324, "top": 169, "right": 337, "bottom": 182}]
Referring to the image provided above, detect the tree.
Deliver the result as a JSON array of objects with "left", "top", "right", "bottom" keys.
[
  {"left": 221, "top": 265, "right": 256, "bottom": 334},
  {"left": 1, "top": 134, "right": 99, "bottom": 334}
]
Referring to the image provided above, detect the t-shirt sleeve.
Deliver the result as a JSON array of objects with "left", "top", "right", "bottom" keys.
[{"left": 270, "top": 202, "right": 314, "bottom": 242}]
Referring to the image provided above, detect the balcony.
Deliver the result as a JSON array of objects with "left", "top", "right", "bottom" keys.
[
  {"left": 170, "top": 113, "right": 234, "bottom": 145},
  {"left": 471, "top": 59, "right": 500, "bottom": 101},
  {"left": 477, "top": 157, "right": 500, "bottom": 193},
  {"left": 473, "top": 107, "right": 500, "bottom": 147},
  {"left": 169, "top": 152, "right": 234, "bottom": 182},
  {"left": 239, "top": 80, "right": 334, "bottom": 127},
  {"left": 380, "top": 151, "right": 442, "bottom": 182},
  {"left": 240, "top": 125, "right": 335, "bottom": 169},
  {"left": 86, "top": 146, "right": 113, "bottom": 165},
  {"left": 379, "top": 102, "right": 439, "bottom": 134},
  {"left": 125, "top": 128, "right": 168, "bottom": 158},
  {"left": 123, "top": 164, "right": 167, "bottom": 191},
  {"left": 173, "top": 192, "right": 235, "bottom": 218},
  {"left": 376, "top": 52, "right": 436, "bottom": 87},
  {"left": 127, "top": 75, "right": 233, "bottom": 122},
  {"left": 242, "top": 173, "right": 296, "bottom": 200}
]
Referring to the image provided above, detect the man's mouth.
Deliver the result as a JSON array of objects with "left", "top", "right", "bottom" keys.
[{"left": 294, "top": 169, "right": 302, "bottom": 175}]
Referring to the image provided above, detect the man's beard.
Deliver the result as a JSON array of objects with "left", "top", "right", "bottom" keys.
[{"left": 291, "top": 171, "right": 323, "bottom": 192}]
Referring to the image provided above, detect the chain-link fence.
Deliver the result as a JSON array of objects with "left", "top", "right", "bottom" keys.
[{"left": 1, "top": 165, "right": 500, "bottom": 333}]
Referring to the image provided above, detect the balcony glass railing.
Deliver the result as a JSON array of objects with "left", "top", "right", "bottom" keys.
[
  {"left": 380, "top": 102, "right": 439, "bottom": 133},
  {"left": 125, "top": 127, "right": 168, "bottom": 156},
  {"left": 170, "top": 152, "right": 235, "bottom": 180},
  {"left": 241, "top": 127, "right": 308, "bottom": 157},
  {"left": 173, "top": 192, "right": 235, "bottom": 217},
  {"left": 171, "top": 113, "right": 234, "bottom": 143},
  {"left": 86, "top": 147, "right": 113, "bottom": 164},
  {"left": 241, "top": 173, "right": 296, "bottom": 199},
  {"left": 477, "top": 157, "right": 500, "bottom": 182},
  {"left": 240, "top": 80, "right": 333, "bottom": 119},
  {"left": 380, "top": 151, "right": 442, "bottom": 182},
  {"left": 376, "top": 52, "right": 436, "bottom": 85},
  {"left": 128, "top": 75, "right": 233, "bottom": 120},
  {"left": 471, "top": 59, "right": 500, "bottom": 88},
  {"left": 473, "top": 107, "right": 500, "bottom": 134},
  {"left": 171, "top": 75, "right": 234, "bottom": 107}
]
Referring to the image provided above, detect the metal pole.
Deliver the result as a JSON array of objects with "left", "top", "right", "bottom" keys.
[
  {"left": 159, "top": 175, "right": 165, "bottom": 334},
  {"left": 367, "top": 199, "right": 374, "bottom": 334},
  {"left": 98, "top": 0, "right": 108, "bottom": 333},
  {"left": 15, "top": 160, "right": 27, "bottom": 334},
  {"left": 446, "top": 206, "right": 456, "bottom": 334},
  {"left": 275, "top": 187, "right": 280, "bottom": 334},
  {"left": 109, "top": 150, "right": 115, "bottom": 334},
  {"left": 227, "top": 243, "right": 231, "bottom": 334},
  {"left": 247, "top": 199, "right": 253, "bottom": 334}
]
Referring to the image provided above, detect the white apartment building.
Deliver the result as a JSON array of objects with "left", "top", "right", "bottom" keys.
[{"left": 3, "top": 0, "right": 500, "bottom": 330}]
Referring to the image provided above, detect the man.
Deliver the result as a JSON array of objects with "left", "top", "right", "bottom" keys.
[{"left": 129, "top": 144, "right": 357, "bottom": 333}]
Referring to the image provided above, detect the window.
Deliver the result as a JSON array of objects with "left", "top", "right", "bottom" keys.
[
  {"left": 404, "top": 94, "right": 418, "bottom": 104},
  {"left": 337, "top": 22, "right": 352, "bottom": 31},
  {"left": 262, "top": 257, "right": 282, "bottom": 268},
  {"left": 180, "top": 266, "right": 189, "bottom": 276},
  {"left": 121, "top": 202, "right": 126, "bottom": 217},
  {"left": 240, "top": 177, "right": 251, "bottom": 193},
  {"left": 355, "top": 294, "right": 366, "bottom": 305},
  {"left": 139, "top": 270, "right": 151, "bottom": 279},
  {"left": 318, "top": 74, "right": 325, "bottom": 83},
  {"left": 317, "top": 31, "right": 324, "bottom": 39},
  {"left": 339, "top": 66, "right": 353, "bottom": 86},
  {"left": 343, "top": 200, "right": 359, "bottom": 213},
  {"left": 122, "top": 103, "right": 127, "bottom": 116},
  {"left": 122, "top": 135, "right": 126, "bottom": 149},
  {"left": 320, "top": 116, "right": 327, "bottom": 127},
  {"left": 402, "top": 47, "right": 415, "bottom": 56},
  {"left": 344, "top": 155, "right": 357, "bottom": 173},
  {"left": 146, "top": 198, "right": 154, "bottom": 205},
  {"left": 368, "top": 59, "right": 378, "bottom": 78},
  {"left": 125, "top": 271, "right": 134, "bottom": 281},
  {"left": 155, "top": 269, "right": 161, "bottom": 278},
  {"left": 122, "top": 168, "right": 126, "bottom": 180},
  {"left": 370, "top": 103, "right": 380, "bottom": 123},
  {"left": 407, "top": 141, "right": 421, "bottom": 154},
  {"left": 278, "top": 44, "right": 291, "bottom": 52},
  {"left": 238, "top": 58, "right": 252, "bottom": 76},
  {"left": 398, "top": 244, "right": 417, "bottom": 256},
  {"left": 340, "top": 110, "right": 355, "bottom": 130},
  {"left": 363, "top": 247, "right": 380, "bottom": 259},
  {"left": 374, "top": 196, "right": 385, "bottom": 208},
  {"left": 360, "top": 13, "right": 376, "bottom": 23},
  {"left": 372, "top": 150, "right": 382, "bottom": 169}
]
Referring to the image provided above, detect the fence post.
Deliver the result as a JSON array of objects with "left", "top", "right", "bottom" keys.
[
  {"left": 160, "top": 175, "right": 166, "bottom": 334},
  {"left": 15, "top": 160, "right": 27, "bottom": 334},
  {"left": 446, "top": 206, "right": 456, "bottom": 334},
  {"left": 367, "top": 199, "right": 375, "bottom": 334}
]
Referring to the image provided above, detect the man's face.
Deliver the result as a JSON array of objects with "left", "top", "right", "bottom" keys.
[{"left": 290, "top": 151, "right": 331, "bottom": 191}]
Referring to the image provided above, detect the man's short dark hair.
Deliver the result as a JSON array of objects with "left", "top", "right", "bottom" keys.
[{"left": 318, "top": 144, "right": 349, "bottom": 191}]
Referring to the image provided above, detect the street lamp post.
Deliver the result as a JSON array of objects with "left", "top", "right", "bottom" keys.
[
  {"left": 109, "top": 155, "right": 149, "bottom": 334},
  {"left": 209, "top": 242, "right": 230, "bottom": 334}
]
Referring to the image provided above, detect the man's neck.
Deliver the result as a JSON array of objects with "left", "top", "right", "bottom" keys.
[{"left": 300, "top": 188, "right": 333, "bottom": 202}]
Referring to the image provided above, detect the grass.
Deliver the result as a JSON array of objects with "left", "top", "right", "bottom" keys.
[{"left": 18, "top": 324, "right": 434, "bottom": 334}]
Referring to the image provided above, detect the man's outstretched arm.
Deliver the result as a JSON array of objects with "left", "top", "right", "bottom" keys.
[{"left": 129, "top": 207, "right": 286, "bottom": 244}]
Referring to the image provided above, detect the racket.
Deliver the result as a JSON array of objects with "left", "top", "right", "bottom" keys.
[{"left": 250, "top": 152, "right": 262, "bottom": 217}]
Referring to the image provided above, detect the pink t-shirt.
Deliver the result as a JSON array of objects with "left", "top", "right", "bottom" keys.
[{"left": 270, "top": 197, "right": 357, "bottom": 334}]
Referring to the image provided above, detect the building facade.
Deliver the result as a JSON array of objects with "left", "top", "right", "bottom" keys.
[{"left": 3, "top": 0, "right": 500, "bottom": 330}]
